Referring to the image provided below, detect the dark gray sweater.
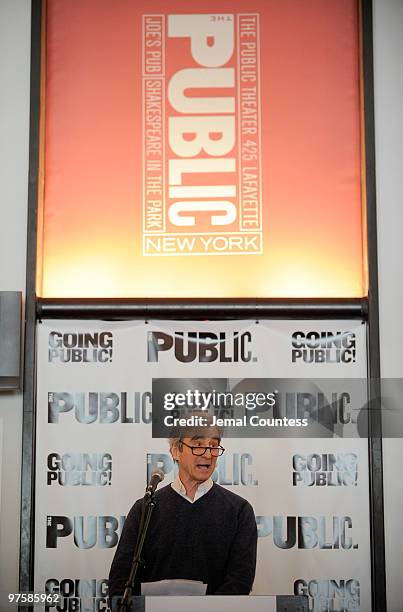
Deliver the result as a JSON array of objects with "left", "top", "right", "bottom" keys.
[{"left": 108, "top": 483, "right": 257, "bottom": 598}]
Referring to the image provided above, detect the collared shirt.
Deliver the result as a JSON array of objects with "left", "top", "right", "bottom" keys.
[{"left": 171, "top": 474, "right": 214, "bottom": 503}]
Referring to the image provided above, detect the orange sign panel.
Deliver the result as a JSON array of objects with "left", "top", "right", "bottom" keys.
[{"left": 39, "top": 0, "right": 365, "bottom": 298}]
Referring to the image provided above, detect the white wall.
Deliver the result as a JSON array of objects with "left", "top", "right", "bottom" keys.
[
  {"left": 0, "top": 0, "right": 31, "bottom": 593},
  {"left": 373, "top": 1, "right": 403, "bottom": 611}
]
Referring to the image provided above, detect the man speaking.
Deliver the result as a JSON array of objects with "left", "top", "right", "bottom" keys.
[{"left": 108, "top": 424, "right": 257, "bottom": 599}]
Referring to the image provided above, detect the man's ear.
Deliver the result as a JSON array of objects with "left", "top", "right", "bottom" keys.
[{"left": 171, "top": 443, "right": 180, "bottom": 462}]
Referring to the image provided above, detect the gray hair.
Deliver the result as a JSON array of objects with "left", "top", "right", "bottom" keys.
[{"left": 169, "top": 437, "right": 181, "bottom": 452}]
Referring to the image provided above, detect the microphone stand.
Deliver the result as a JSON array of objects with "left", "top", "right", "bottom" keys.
[{"left": 117, "top": 492, "right": 156, "bottom": 612}]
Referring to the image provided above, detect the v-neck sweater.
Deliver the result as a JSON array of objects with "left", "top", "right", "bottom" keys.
[{"left": 108, "top": 483, "right": 257, "bottom": 598}]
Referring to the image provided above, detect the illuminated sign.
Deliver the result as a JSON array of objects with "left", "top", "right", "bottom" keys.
[{"left": 39, "top": 0, "right": 366, "bottom": 297}]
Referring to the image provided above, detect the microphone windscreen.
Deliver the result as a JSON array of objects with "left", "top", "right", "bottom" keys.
[{"left": 151, "top": 468, "right": 165, "bottom": 482}]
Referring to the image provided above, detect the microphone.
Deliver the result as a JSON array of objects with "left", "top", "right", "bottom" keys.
[{"left": 145, "top": 468, "right": 165, "bottom": 497}]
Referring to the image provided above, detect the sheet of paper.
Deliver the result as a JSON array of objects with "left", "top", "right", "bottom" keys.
[
  {"left": 141, "top": 579, "right": 207, "bottom": 596},
  {"left": 146, "top": 596, "right": 277, "bottom": 612}
]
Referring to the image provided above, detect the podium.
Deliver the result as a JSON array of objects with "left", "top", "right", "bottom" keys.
[{"left": 111, "top": 595, "right": 308, "bottom": 612}]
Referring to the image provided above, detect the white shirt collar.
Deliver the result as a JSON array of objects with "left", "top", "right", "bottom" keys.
[{"left": 171, "top": 474, "right": 214, "bottom": 503}]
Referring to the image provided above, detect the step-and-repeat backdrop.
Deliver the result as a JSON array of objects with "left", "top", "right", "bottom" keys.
[{"left": 34, "top": 319, "right": 370, "bottom": 611}]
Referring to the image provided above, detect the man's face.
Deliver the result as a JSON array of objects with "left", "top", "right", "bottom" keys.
[{"left": 172, "top": 436, "right": 220, "bottom": 484}]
